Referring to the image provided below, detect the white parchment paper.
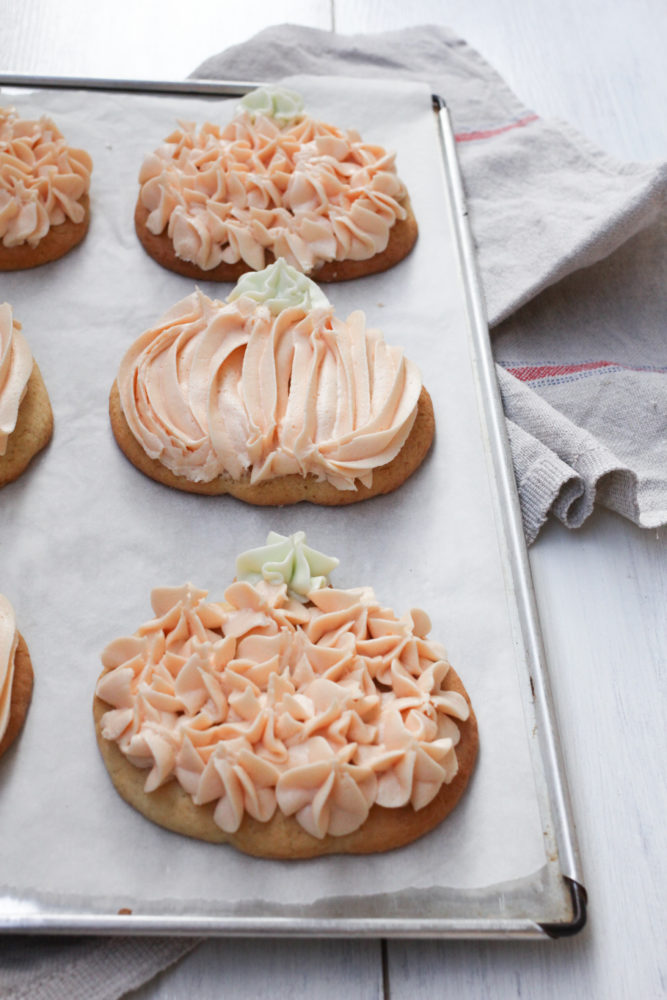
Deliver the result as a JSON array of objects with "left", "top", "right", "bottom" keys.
[{"left": 0, "top": 77, "right": 546, "bottom": 911}]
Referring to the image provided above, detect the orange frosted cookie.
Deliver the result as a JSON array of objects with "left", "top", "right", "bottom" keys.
[
  {"left": 135, "top": 86, "right": 417, "bottom": 281},
  {"left": 0, "top": 107, "right": 92, "bottom": 270},
  {"left": 0, "top": 303, "right": 53, "bottom": 488},
  {"left": 0, "top": 595, "right": 33, "bottom": 758},
  {"left": 110, "top": 261, "right": 434, "bottom": 505},
  {"left": 94, "top": 532, "right": 478, "bottom": 857}
]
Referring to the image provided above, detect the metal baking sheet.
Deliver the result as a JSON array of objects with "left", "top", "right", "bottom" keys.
[{"left": 0, "top": 75, "right": 584, "bottom": 937}]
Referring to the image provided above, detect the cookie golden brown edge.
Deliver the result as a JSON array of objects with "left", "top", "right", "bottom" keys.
[
  {"left": 109, "top": 379, "right": 434, "bottom": 506},
  {"left": 0, "top": 634, "right": 34, "bottom": 759},
  {"left": 135, "top": 197, "right": 418, "bottom": 284},
  {"left": 0, "top": 365, "right": 53, "bottom": 489},
  {"left": 0, "top": 196, "right": 91, "bottom": 272},
  {"left": 93, "top": 669, "right": 477, "bottom": 859}
]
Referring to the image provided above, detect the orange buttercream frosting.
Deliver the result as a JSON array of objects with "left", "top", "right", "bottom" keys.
[
  {"left": 137, "top": 90, "right": 409, "bottom": 273},
  {"left": 0, "top": 594, "right": 19, "bottom": 743},
  {"left": 117, "top": 266, "right": 422, "bottom": 490},
  {"left": 96, "top": 534, "right": 470, "bottom": 839},
  {"left": 0, "top": 108, "right": 92, "bottom": 248},
  {"left": 0, "top": 303, "right": 33, "bottom": 456}
]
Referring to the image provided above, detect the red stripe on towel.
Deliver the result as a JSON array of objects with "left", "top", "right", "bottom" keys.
[
  {"left": 455, "top": 114, "right": 539, "bottom": 142},
  {"left": 507, "top": 361, "right": 616, "bottom": 382}
]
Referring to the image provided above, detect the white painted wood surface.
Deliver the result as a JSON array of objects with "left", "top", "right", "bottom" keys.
[
  {"left": 1, "top": 0, "right": 330, "bottom": 81},
  {"left": 1, "top": 3, "right": 665, "bottom": 998}
]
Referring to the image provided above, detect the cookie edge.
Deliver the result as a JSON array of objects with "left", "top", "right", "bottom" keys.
[
  {"left": 134, "top": 196, "right": 418, "bottom": 283},
  {"left": 0, "top": 364, "right": 54, "bottom": 489},
  {"left": 0, "top": 633, "right": 34, "bottom": 758},
  {"left": 109, "top": 378, "right": 434, "bottom": 505},
  {"left": 93, "top": 666, "right": 478, "bottom": 858},
  {"left": 0, "top": 194, "right": 90, "bottom": 271}
]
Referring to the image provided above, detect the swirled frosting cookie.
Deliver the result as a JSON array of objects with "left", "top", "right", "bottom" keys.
[
  {"left": 0, "top": 303, "right": 53, "bottom": 488},
  {"left": 94, "top": 532, "right": 478, "bottom": 857},
  {"left": 135, "top": 86, "right": 417, "bottom": 281},
  {"left": 0, "top": 107, "right": 92, "bottom": 270},
  {"left": 0, "top": 595, "right": 33, "bottom": 758},
  {"left": 110, "top": 260, "right": 434, "bottom": 504}
]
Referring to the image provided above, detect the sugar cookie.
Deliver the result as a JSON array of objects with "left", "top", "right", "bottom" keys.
[
  {"left": 0, "top": 107, "right": 92, "bottom": 269},
  {"left": 0, "top": 596, "right": 33, "bottom": 758},
  {"left": 111, "top": 262, "right": 433, "bottom": 504},
  {"left": 135, "top": 86, "right": 417, "bottom": 281},
  {"left": 0, "top": 304, "right": 53, "bottom": 488},
  {"left": 94, "top": 532, "right": 478, "bottom": 857}
]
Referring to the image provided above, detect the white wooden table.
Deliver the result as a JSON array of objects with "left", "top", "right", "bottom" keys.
[{"left": 2, "top": 3, "right": 665, "bottom": 997}]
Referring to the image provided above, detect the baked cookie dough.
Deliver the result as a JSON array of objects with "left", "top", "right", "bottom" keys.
[
  {"left": 110, "top": 261, "right": 434, "bottom": 505},
  {"left": 0, "top": 108, "right": 92, "bottom": 269},
  {"left": 0, "top": 596, "right": 33, "bottom": 758},
  {"left": 135, "top": 86, "right": 417, "bottom": 281},
  {"left": 94, "top": 532, "right": 478, "bottom": 857},
  {"left": 0, "top": 304, "right": 53, "bottom": 488}
]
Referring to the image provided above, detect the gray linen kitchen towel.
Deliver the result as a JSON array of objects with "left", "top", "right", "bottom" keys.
[
  {"left": 1, "top": 936, "right": 197, "bottom": 999},
  {"left": 194, "top": 24, "right": 667, "bottom": 543},
  {"left": 5, "top": 23, "right": 664, "bottom": 1000}
]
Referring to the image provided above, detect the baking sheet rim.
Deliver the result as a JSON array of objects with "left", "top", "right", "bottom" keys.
[{"left": 0, "top": 75, "right": 585, "bottom": 938}]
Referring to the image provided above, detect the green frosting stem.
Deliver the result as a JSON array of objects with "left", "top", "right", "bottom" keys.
[
  {"left": 238, "top": 86, "right": 305, "bottom": 126},
  {"left": 227, "top": 259, "right": 330, "bottom": 316},
  {"left": 236, "top": 531, "right": 339, "bottom": 600}
]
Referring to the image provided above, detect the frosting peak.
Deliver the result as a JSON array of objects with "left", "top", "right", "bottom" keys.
[{"left": 228, "top": 259, "right": 330, "bottom": 315}]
